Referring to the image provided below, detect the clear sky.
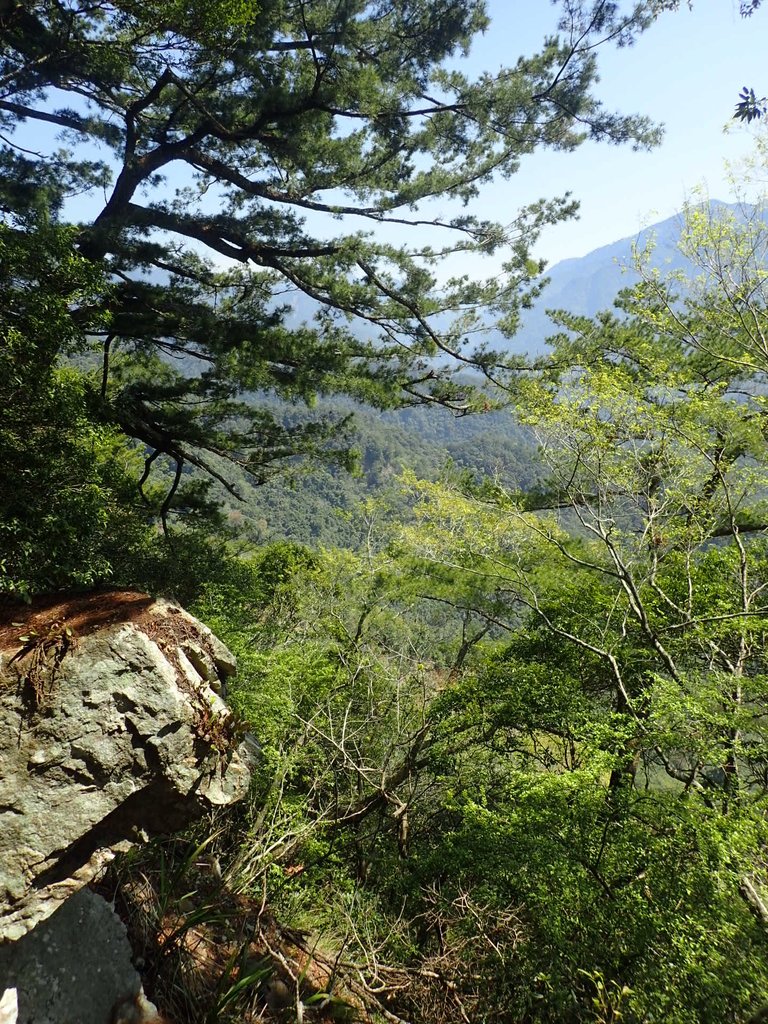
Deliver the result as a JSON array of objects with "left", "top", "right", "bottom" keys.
[
  {"left": 459, "top": 1, "right": 767, "bottom": 267},
  {"left": 21, "top": 2, "right": 766, "bottom": 276}
]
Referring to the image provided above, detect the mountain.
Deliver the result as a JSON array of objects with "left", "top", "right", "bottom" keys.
[
  {"left": 277, "top": 202, "right": 747, "bottom": 359},
  {"left": 509, "top": 200, "right": 745, "bottom": 355},
  {"left": 234, "top": 201, "right": 764, "bottom": 547},
  {"left": 215, "top": 400, "right": 541, "bottom": 548}
]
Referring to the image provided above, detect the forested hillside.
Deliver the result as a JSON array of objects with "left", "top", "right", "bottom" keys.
[
  {"left": 215, "top": 200, "right": 756, "bottom": 547},
  {"left": 212, "top": 400, "right": 540, "bottom": 545},
  {"left": 3, "top": 2, "right": 768, "bottom": 1023}
]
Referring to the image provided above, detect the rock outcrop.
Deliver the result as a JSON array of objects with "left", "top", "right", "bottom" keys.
[
  {"left": 0, "top": 590, "right": 251, "bottom": 944},
  {"left": 0, "top": 888, "right": 161, "bottom": 1024}
]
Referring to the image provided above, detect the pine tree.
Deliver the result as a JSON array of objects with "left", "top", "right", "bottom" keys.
[{"left": 0, "top": 1, "right": 659, "bottom": 521}]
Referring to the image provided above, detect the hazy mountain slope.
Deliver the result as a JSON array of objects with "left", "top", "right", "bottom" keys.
[
  {"left": 277, "top": 202, "right": 746, "bottom": 359},
  {"left": 511, "top": 200, "right": 742, "bottom": 355}
]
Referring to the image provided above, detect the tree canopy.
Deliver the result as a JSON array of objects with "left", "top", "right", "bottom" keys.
[
  {"left": 7, "top": 4, "right": 768, "bottom": 1021},
  {"left": 395, "top": 189, "right": 768, "bottom": 1022},
  {"left": 0, "top": 0, "right": 662, "bottom": 538}
]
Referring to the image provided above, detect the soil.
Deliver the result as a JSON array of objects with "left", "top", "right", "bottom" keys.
[{"left": 0, "top": 590, "right": 156, "bottom": 653}]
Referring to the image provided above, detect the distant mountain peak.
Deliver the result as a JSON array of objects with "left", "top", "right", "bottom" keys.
[{"left": 506, "top": 200, "right": 744, "bottom": 355}]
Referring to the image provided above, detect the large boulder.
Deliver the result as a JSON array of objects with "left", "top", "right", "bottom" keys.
[
  {"left": 0, "top": 590, "right": 251, "bottom": 944},
  {"left": 0, "top": 888, "right": 160, "bottom": 1024}
]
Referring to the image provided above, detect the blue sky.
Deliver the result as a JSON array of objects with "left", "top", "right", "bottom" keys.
[
  {"left": 19, "top": 2, "right": 766, "bottom": 276},
  {"left": 460, "top": 1, "right": 767, "bottom": 266}
]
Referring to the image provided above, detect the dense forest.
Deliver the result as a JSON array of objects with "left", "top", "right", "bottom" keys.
[{"left": 3, "top": 1, "right": 768, "bottom": 1021}]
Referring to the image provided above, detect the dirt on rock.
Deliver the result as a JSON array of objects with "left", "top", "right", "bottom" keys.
[{"left": 0, "top": 590, "right": 156, "bottom": 653}]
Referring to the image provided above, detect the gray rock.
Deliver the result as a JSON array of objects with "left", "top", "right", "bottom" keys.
[
  {"left": 0, "top": 888, "right": 143, "bottom": 1024},
  {"left": 0, "top": 591, "right": 251, "bottom": 944}
]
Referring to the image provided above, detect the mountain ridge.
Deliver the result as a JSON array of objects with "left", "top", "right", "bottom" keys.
[{"left": 510, "top": 199, "right": 742, "bottom": 354}]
